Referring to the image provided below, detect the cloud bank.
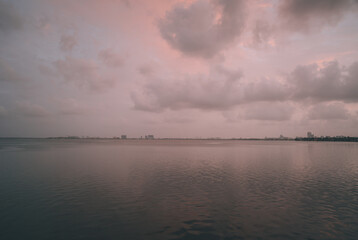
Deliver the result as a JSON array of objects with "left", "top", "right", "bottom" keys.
[
  {"left": 290, "top": 61, "right": 358, "bottom": 102},
  {"left": 132, "top": 60, "right": 358, "bottom": 112},
  {"left": 131, "top": 65, "right": 291, "bottom": 111}
]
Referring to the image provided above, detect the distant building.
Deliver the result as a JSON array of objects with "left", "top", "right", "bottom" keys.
[
  {"left": 279, "top": 134, "right": 289, "bottom": 140},
  {"left": 145, "top": 135, "right": 154, "bottom": 139},
  {"left": 121, "top": 135, "right": 127, "bottom": 139},
  {"left": 307, "top": 132, "right": 314, "bottom": 138}
]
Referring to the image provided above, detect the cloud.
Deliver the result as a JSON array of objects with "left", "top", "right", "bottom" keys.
[
  {"left": 16, "top": 102, "right": 50, "bottom": 117},
  {"left": 245, "top": 78, "right": 289, "bottom": 102},
  {"left": 164, "top": 117, "right": 194, "bottom": 124},
  {"left": 36, "top": 16, "right": 52, "bottom": 33},
  {"left": 0, "top": 1, "right": 23, "bottom": 32},
  {"left": 244, "top": 102, "right": 294, "bottom": 121},
  {"left": 98, "top": 49, "right": 124, "bottom": 68},
  {"left": 132, "top": 59, "right": 358, "bottom": 113},
  {"left": 131, "top": 66, "right": 243, "bottom": 111},
  {"left": 59, "top": 35, "right": 77, "bottom": 52},
  {"left": 158, "top": 0, "right": 246, "bottom": 58},
  {"left": 0, "top": 59, "right": 23, "bottom": 82},
  {"left": 250, "top": 19, "right": 275, "bottom": 47},
  {"left": 121, "top": 0, "right": 131, "bottom": 8},
  {"left": 54, "top": 57, "right": 116, "bottom": 92},
  {"left": 289, "top": 61, "right": 358, "bottom": 102},
  {"left": 58, "top": 98, "right": 87, "bottom": 115},
  {"left": 138, "top": 64, "right": 155, "bottom": 77},
  {"left": 0, "top": 106, "right": 7, "bottom": 117},
  {"left": 278, "top": 0, "right": 358, "bottom": 32},
  {"left": 308, "top": 102, "right": 350, "bottom": 120},
  {"left": 131, "top": 66, "right": 292, "bottom": 112},
  {"left": 344, "top": 61, "right": 358, "bottom": 100}
]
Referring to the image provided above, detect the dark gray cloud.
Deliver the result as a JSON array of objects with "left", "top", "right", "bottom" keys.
[
  {"left": 0, "top": 1, "right": 23, "bottom": 32},
  {"left": 98, "top": 49, "right": 124, "bottom": 68},
  {"left": 344, "top": 61, "right": 358, "bottom": 100},
  {"left": 289, "top": 61, "right": 358, "bottom": 102},
  {"left": 59, "top": 35, "right": 77, "bottom": 52},
  {"left": 308, "top": 102, "right": 350, "bottom": 120},
  {"left": 278, "top": 0, "right": 358, "bottom": 31},
  {"left": 158, "top": 0, "right": 246, "bottom": 58},
  {"left": 54, "top": 57, "right": 115, "bottom": 92}
]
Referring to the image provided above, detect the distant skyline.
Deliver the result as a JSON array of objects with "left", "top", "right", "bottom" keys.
[{"left": 1, "top": 0, "right": 358, "bottom": 138}]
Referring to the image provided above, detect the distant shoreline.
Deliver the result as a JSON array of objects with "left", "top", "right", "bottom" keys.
[{"left": 1, "top": 137, "right": 358, "bottom": 142}]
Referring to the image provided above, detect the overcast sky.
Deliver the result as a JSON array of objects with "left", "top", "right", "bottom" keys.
[{"left": 1, "top": 0, "right": 358, "bottom": 138}]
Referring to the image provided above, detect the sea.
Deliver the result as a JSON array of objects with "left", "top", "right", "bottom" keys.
[{"left": 0, "top": 138, "right": 357, "bottom": 239}]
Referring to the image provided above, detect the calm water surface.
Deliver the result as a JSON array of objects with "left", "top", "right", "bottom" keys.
[{"left": 0, "top": 139, "right": 357, "bottom": 239}]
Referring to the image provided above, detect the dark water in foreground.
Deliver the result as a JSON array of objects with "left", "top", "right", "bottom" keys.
[{"left": 0, "top": 139, "right": 357, "bottom": 240}]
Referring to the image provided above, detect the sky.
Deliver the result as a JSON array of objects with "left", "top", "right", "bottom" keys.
[{"left": 1, "top": 0, "right": 358, "bottom": 138}]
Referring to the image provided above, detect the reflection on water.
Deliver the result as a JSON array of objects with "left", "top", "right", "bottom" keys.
[{"left": 0, "top": 139, "right": 357, "bottom": 239}]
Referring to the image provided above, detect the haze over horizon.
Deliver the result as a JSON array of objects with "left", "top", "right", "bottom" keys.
[{"left": 1, "top": 0, "right": 358, "bottom": 138}]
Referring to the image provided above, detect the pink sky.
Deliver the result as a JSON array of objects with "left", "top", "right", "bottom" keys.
[{"left": 1, "top": 0, "right": 358, "bottom": 138}]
